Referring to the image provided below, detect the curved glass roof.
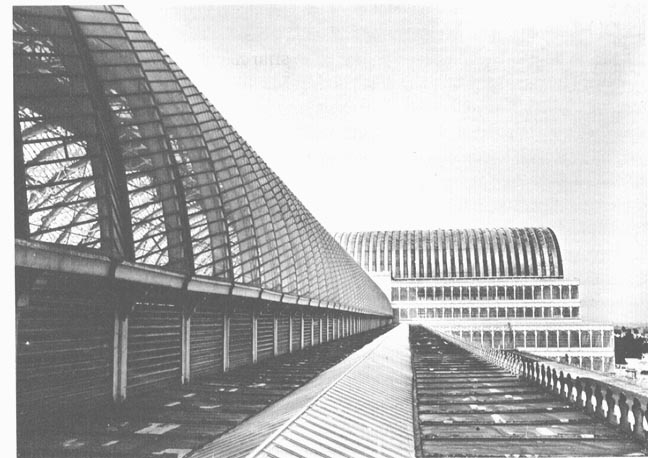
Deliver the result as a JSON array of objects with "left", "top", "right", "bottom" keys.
[
  {"left": 334, "top": 228, "right": 564, "bottom": 279},
  {"left": 13, "top": 5, "right": 391, "bottom": 315}
]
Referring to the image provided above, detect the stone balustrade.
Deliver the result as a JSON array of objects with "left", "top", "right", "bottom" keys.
[{"left": 434, "top": 328, "right": 648, "bottom": 445}]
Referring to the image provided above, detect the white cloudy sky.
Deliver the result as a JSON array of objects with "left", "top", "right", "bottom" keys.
[{"left": 128, "top": 1, "right": 648, "bottom": 324}]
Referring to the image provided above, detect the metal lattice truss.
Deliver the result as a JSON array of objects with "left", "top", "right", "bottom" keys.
[{"left": 14, "top": 5, "right": 391, "bottom": 315}]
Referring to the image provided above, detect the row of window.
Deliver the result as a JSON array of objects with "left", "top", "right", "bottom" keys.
[
  {"left": 448, "top": 328, "right": 613, "bottom": 349},
  {"left": 391, "top": 284, "right": 578, "bottom": 302},
  {"left": 397, "top": 305, "right": 579, "bottom": 319}
]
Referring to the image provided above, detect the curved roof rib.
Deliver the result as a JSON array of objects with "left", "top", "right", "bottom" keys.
[
  {"left": 13, "top": 5, "right": 390, "bottom": 315},
  {"left": 335, "top": 228, "right": 564, "bottom": 279}
]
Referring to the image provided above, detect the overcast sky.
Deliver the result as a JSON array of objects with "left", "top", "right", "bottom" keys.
[{"left": 127, "top": 2, "right": 648, "bottom": 324}]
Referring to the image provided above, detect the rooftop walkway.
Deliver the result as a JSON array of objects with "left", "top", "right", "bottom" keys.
[
  {"left": 17, "top": 327, "right": 392, "bottom": 458},
  {"left": 411, "top": 325, "right": 647, "bottom": 457},
  {"left": 18, "top": 324, "right": 648, "bottom": 457}
]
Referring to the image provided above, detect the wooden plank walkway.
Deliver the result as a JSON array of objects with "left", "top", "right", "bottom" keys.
[{"left": 411, "top": 325, "right": 647, "bottom": 457}]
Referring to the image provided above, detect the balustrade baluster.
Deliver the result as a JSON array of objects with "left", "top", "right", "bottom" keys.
[
  {"left": 594, "top": 385, "right": 605, "bottom": 420},
  {"left": 631, "top": 399, "right": 646, "bottom": 442}
]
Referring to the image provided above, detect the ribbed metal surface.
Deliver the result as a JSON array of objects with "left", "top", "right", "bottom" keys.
[
  {"left": 303, "top": 314, "right": 312, "bottom": 347},
  {"left": 127, "top": 302, "right": 181, "bottom": 394},
  {"left": 190, "top": 304, "right": 223, "bottom": 377},
  {"left": 291, "top": 314, "right": 301, "bottom": 351},
  {"left": 16, "top": 273, "right": 113, "bottom": 417},
  {"left": 313, "top": 317, "right": 320, "bottom": 345},
  {"left": 229, "top": 310, "right": 253, "bottom": 369},
  {"left": 257, "top": 311, "right": 274, "bottom": 361},
  {"left": 190, "top": 325, "right": 414, "bottom": 458},
  {"left": 277, "top": 313, "right": 290, "bottom": 355}
]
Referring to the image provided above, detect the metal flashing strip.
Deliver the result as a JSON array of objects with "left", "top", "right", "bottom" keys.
[{"left": 190, "top": 325, "right": 414, "bottom": 458}]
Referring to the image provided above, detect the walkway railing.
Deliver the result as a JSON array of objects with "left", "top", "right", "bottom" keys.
[{"left": 432, "top": 328, "right": 648, "bottom": 445}]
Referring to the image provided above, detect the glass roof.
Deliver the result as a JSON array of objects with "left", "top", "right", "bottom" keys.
[{"left": 13, "top": 5, "right": 391, "bottom": 315}]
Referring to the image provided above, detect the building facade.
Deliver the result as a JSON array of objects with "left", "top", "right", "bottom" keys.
[
  {"left": 13, "top": 5, "right": 392, "bottom": 424},
  {"left": 334, "top": 228, "right": 615, "bottom": 372}
]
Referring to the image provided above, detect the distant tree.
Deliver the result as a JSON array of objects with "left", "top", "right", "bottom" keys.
[{"left": 615, "top": 329, "right": 645, "bottom": 364}]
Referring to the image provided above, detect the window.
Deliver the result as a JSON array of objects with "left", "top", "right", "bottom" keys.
[
  {"left": 453, "top": 308, "right": 461, "bottom": 318},
  {"left": 562, "top": 307, "right": 570, "bottom": 318},
  {"left": 483, "top": 331, "right": 492, "bottom": 347},
  {"left": 471, "top": 286, "right": 478, "bottom": 300},
  {"left": 537, "top": 331, "right": 547, "bottom": 347},
  {"left": 498, "top": 307, "right": 506, "bottom": 318},
  {"left": 489, "top": 307, "right": 497, "bottom": 318},
  {"left": 552, "top": 285, "right": 560, "bottom": 299},
  {"left": 435, "top": 287, "right": 443, "bottom": 300},
  {"left": 409, "top": 287, "right": 417, "bottom": 301},
  {"left": 543, "top": 285, "right": 551, "bottom": 299},
  {"left": 493, "top": 331, "right": 503, "bottom": 347},
  {"left": 534, "top": 307, "right": 542, "bottom": 317},
  {"left": 562, "top": 285, "right": 570, "bottom": 299},
  {"left": 443, "top": 287, "right": 451, "bottom": 300},
  {"left": 592, "top": 331, "right": 602, "bottom": 347},
  {"left": 593, "top": 357, "right": 602, "bottom": 371},
  {"left": 526, "top": 331, "right": 536, "bottom": 347},
  {"left": 571, "top": 285, "right": 579, "bottom": 299},
  {"left": 548, "top": 331, "right": 557, "bottom": 347},
  {"left": 471, "top": 307, "right": 478, "bottom": 318},
  {"left": 472, "top": 331, "right": 481, "bottom": 343},
  {"left": 507, "top": 307, "right": 515, "bottom": 318},
  {"left": 399, "top": 288, "right": 408, "bottom": 301},
  {"left": 444, "top": 308, "right": 452, "bottom": 318},
  {"left": 461, "top": 287, "right": 469, "bottom": 300},
  {"left": 533, "top": 286, "right": 542, "bottom": 300},
  {"left": 559, "top": 331, "right": 569, "bottom": 347},
  {"left": 399, "top": 308, "right": 408, "bottom": 319},
  {"left": 506, "top": 286, "right": 514, "bottom": 300},
  {"left": 391, "top": 288, "right": 399, "bottom": 301},
  {"left": 480, "top": 307, "right": 488, "bottom": 318},
  {"left": 543, "top": 307, "right": 552, "bottom": 318},
  {"left": 571, "top": 307, "right": 579, "bottom": 317},
  {"left": 462, "top": 307, "right": 470, "bottom": 318},
  {"left": 603, "top": 330, "right": 612, "bottom": 348},
  {"left": 417, "top": 287, "right": 425, "bottom": 300},
  {"left": 553, "top": 307, "right": 561, "bottom": 317},
  {"left": 524, "top": 286, "right": 532, "bottom": 300},
  {"left": 497, "top": 286, "right": 505, "bottom": 300},
  {"left": 425, "top": 287, "right": 434, "bottom": 300},
  {"left": 515, "top": 286, "right": 524, "bottom": 299},
  {"left": 488, "top": 287, "right": 496, "bottom": 300},
  {"left": 525, "top": 307, "right": 533, "bottom": 317},
  {"left": 570, "top": 330, "right": 580, "bottom": 347},
  {"left": 452, "top": 287, "right": 460, "bottom": 300},
  {"left": 418, "top": 308, "right": 426, "bottom": 318},
  {"left": 426, "top": 308, "right": 435, "bottom": 319},
  {"left": 408, "top": 308, "right": 417, "bottom": 319},
  {"left": 581, "top": 331, "right": 591, "bottom": 347},
  {"left": 480, "top": 286, "right": 488, "bottom": 299},
  {"left": 516, "top": 307, "right": 524, "bottom": 318},
  {"left": 515, "top": 331, "right": 525, "bottom": 347}
]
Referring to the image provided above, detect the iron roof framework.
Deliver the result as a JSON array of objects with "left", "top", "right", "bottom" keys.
[{"left": 13, "top": 5, "right": 391, "bottom": 316}]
